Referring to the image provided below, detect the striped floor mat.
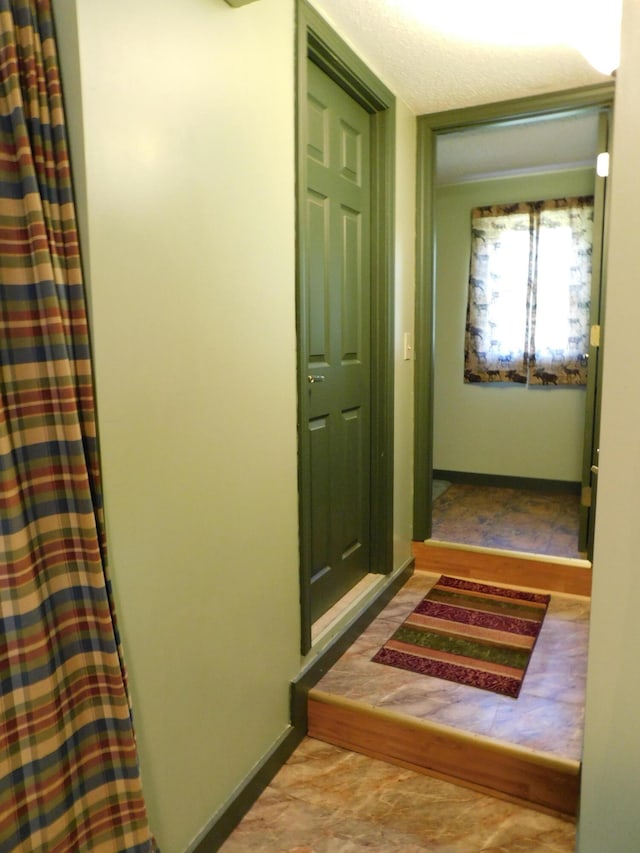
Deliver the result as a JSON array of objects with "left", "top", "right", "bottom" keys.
[{"left": 372, "top": 575, "right": 550, "bottom": 698}]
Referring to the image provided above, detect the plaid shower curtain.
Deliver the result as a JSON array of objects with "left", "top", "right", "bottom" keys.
[{"left": 0, "top": 1, "right": 154, "bottom": 848}]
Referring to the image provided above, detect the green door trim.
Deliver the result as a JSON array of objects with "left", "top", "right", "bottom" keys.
[
  {"left": 413, "top": 82, "right": 615, "bottom": 543},
  {"left": 296, "top": 0, "right": 396, "bottom": 653},
  {"left": 579, "top": 109, "right": 612, "bottom": 555}
]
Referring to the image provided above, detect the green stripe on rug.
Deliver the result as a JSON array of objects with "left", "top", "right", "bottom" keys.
[{"left": 393, "top": 625, "right": 531, "bottom": 669}]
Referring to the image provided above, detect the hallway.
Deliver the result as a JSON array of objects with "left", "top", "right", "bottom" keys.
[{"left": 222, "top": 568, "right": 587, "bottom": 849}]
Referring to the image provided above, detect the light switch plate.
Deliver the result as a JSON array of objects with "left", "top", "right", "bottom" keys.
[{"left": 224, "top": 0, "right": 261, "bottom": 7}]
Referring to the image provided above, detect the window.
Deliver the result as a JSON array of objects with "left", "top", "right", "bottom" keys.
[{"left": 463, "top": 196, "right": 593, "bottom": 386}]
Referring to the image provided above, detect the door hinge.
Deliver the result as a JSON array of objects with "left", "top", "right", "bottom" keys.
[
  {"left": 581, "top": 486, "right": 592, "bottom": 508},
  {"left": 590, "top": 325, "right": 601, "bottom": 348}
]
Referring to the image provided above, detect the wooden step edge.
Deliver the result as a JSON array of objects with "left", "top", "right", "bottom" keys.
[
  {"left": 424, "top": 539, "right": 591, "bottom": 569},
  {"left": 308, "top": 690, "right": 580, "bottom": 817},
  {"left": 412, "top": 540, "right": 592, "bottom": 597},
  {"left": 411, "top": 568, "right": 589, "bottom": 603},
  {"left": 309, "top": 689, "right": 580, "bottom": 775}
]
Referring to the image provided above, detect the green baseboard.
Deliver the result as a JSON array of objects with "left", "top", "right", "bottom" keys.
[
  {"left": 190, "top": 558, "right": 413, "bottom": 851},
  {"left": 188, "top": 725, "right": 304, "bottom": 852},
  {"left": 433, "top": 470, "right": 581, "bottom": 495}
]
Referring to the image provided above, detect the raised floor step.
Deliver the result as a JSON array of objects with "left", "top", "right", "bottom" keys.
[
  {"left": 306, "top": 567, "right": 589, "bottom": 820},
  {"left": 308, "top": 690, "right": 580, "bottom": 817}
]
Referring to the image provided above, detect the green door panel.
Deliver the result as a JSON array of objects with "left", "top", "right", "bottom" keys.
[
  {"left": 297, "top": 1, "right": 396, "bottom": 653},
  {"left": 305, "top": 59, "right": 372, "bottom": 622}
]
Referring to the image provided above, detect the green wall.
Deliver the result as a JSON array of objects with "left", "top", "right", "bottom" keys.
[
  {"left": 53, "top": 0, "right": 416, "bottom": 849},
  {"left": 434, "top": 167, "right": 595, "bottom": 481}
]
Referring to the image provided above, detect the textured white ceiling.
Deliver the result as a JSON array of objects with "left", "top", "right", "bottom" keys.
[
  {"left": 436, "top": 112, "right": 600, "bottom": 184},
  {"left": 309, "top": 0, "right": 611, "bottom": 114}
]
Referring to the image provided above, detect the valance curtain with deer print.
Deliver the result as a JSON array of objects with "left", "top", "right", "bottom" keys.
[
  {"left": 0, "top": 1, "right": 155, "bottom": 848},
  {"left": 463, "top": 196, "right": 594, "bottom": 386}
]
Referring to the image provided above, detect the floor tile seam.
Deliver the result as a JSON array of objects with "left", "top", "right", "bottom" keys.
[
  {"left": 513, "top": 690, "right": 586, "bottom": 710},
  {"left": 477, "top": 828, "right": 573, "bottom": 853},
  {"left": 252, "top": 780, "right": 400, "bottom": 834},
  {"left": 273, "top": 806, "right": 455, "bottom": 852},
  {"left": 541, "top": 609, "right": 591, "bottom": 620},
  {"left": 525, "top": 659, "right": 588, "bottom": 674},
  {"left": 266, "top": 761, "right": 475, "bottom": 845}
]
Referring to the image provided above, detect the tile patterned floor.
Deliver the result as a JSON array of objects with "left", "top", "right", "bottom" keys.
[
  {"left": 221, "top": 738, "right": 576, "bottom": 851},
  {"left": 223, "top": 571, "right": 587, "bottom": 850},
  {"left": 431, "top": 484, "right": 585, "bottom": 560}
]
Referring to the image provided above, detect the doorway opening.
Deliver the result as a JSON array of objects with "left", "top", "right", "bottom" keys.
[{"left": 413, "top": 85, "right": 614, "bottom": 563}]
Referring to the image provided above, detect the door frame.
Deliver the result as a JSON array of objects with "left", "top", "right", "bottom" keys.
[
  {"left": 296, "top": 0, "right": 396, "bottom": 654},
  {"left": 413, "top": 82, "right": 615, "bottom": 545},
  {"left": 579, "top": 109, "right": 611, "bottom": 554}
]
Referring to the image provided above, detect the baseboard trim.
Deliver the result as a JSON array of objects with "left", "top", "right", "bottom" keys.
[
  {"left": 188, "top": 557, "right": 414, "bottom": 851},
  {"left": 187, "top": 725, "right": 304, "bottom": 852},
  {"left": 433, "top": 470, "right": 581, "bottom": 495}
]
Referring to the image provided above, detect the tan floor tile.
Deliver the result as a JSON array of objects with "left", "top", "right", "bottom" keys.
[{"left": 222, "top": 739, "right": 575, "bottom": 851}]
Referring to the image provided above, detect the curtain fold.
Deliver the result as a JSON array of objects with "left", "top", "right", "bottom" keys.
[
  {"left": 0, "top": 1, "right": 155, "bottom": 849},
  {"left": 464, "top": 196, "right": 593, "bottom": 386}
]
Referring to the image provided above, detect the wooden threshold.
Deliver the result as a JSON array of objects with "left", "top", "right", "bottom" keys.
[
  {"left": 308, "top": 690, "right": 580, "bottom": 818},
  {"left": 412, "top": 540, "right": 591, "bottom": 597}
]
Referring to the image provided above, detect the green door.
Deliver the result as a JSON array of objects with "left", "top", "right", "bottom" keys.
[{"left": 303, "top": 59, "right": 372, "bottom": 623}]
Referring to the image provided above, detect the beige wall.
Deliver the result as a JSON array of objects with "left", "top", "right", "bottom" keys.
[
  {"left": 578, "top": 0, "right": 640, "bottom": 848},
  {"left": 434, "top": 169, "right": 594, "bottom": 482},
  {"left": 53, "top": 0, "right": 415, "bottom": 850}
]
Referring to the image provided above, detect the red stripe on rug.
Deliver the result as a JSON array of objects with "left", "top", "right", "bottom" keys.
[
  {"left": 372, "top": 646, "right": 522, "bottom": 698},
  {"left": 431, "top": 582, "right": 549, "bottom": 612},
  {"left": 415, "top": 600, "right": 543, "bottom": 636},
  {"left": 436, "top": 575, "right": 550, "bottom": 604},
  {"left": 383, "top": 639, "right": 525, "bottom": 678}
]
